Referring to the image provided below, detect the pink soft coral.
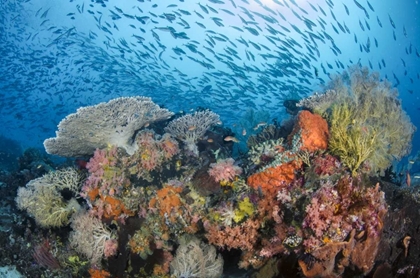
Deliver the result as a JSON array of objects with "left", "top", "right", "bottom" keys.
[
  {"left": 205, "top": 218, "right": 260, "bottom": 251},
  {"left": 208, "top": 158, "right": 242, "bottom": 183},
  {"left": 313, "top": 154, "right": 341, "bottom": 176}
]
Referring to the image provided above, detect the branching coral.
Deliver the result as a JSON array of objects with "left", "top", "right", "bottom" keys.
[
  {"left": 164, "top": 110, "right": 220, "bottom": 156},
  {"left": 248, "top": 138, "right": 285, "bottom": 166}
]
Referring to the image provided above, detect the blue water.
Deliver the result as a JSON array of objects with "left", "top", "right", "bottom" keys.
[{"left": 1, "top": 0, "right": 419, "bottom": 168}]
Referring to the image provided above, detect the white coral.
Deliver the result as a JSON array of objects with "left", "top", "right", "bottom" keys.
[
  {"left": 44, "top": 96, "right": 173, "bottom": 157},
  {"left": 164, "top": 110, "right": 220, "bottom": 156},
  {"left": 170, "top": 237, "right": 223, "bottom": 278},
  {"left": 69, "top": 211, "right": 115, "bottom": 265},
  {"left": 219, "top": 203, "right": 236, "bottom": 227}
]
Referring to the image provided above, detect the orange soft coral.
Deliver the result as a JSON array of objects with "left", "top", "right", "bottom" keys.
[
  {"left": 247, "top": 161, "right": 301, "bottom": 195},
  {"left": 89, "top": 268, "right": 111, "bottom": 278},
  {"left": 288, "top": 110, "right": 329, "bottom": 152},
  {"left": 149, "top": 186, "right": 183, "bottom": 221},
  {"left": 101, "top": 195, "right": 134, "bottom": 220}
]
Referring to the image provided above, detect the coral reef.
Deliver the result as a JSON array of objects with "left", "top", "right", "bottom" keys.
[
  {"left": 208, "top": 158, "right": 242, "bottom": 183},
  {"left": 69, "top": 211, "right": 118, "bottom": 265},
  {"left": 287, "top": 110, "right": 329, "bottom": 152},
  {"left": 6, "top": 88, "right": 416, "bottom": 277},
  {"left": 247, "top": 161, "right": 301, "bottom": 194},
  {"left": 124, "top": 130, "right": 179, "bottom": 181},
  {"left": 296, "top": 89, "right": 338, "bottom": 116}
]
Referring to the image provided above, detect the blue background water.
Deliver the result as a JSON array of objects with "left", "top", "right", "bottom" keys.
[{"left": 0, "top": 0, "right": 419, "bottom": 169}]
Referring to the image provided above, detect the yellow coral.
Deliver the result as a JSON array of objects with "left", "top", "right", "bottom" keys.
[
  {"left": 238, "top": 197, "right": 255, "bottom": 216},
  {"left": 233, "top": 197, "right": 255, "bottom": 223},
  {"left": 328, "top": 102, "right": 378, "bottom": 176}
]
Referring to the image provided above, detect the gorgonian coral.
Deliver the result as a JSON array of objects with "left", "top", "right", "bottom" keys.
[
  {"left": 69, "top": 211, "right": 118, "bottom": 265},
  {"left": 170, "top": 236, "right": 223, "bottom": 278},
  {"left": 325, "top": 66, "right": 415, "bottom": 175}
]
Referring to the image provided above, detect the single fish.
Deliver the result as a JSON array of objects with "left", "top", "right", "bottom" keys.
[
  {"left": 253, "top": 122, "right": 267, "bottom": 130},
  {"left": 406, "top": 171, "right": 411, "bottom": 187},
  {"left": 388, "top": 14, "right": 396, "bottom": 28},
  {"left": 224, "top": 136, "right": 239, "bottom": 143}
]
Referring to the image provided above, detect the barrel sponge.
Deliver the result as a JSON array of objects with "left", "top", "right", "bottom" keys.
[{"left": 44, "top": 96, "right": 173, "bottom": 157}]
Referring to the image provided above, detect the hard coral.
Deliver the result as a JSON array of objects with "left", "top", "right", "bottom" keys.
[
  {"left": 44, "top": 96, "right": 173, "bottom": 157},
  {"left": 247, "top": 160, "right": 302, "bottom": 195},
  {"left": 288, "top": 110, "right": 329, "bottom": 152}
]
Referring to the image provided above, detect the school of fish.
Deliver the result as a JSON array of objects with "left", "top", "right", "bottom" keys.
[{"left": 0, "top": 0, "right": 419, "bottom": 148}]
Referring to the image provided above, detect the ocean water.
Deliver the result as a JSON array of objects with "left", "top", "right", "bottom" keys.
[
  {"left": 1, "top": 0, "right": 420, "bottom": 277},
  {"left": 0, "top": 0, "right": 418, "bottom": 158}
]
